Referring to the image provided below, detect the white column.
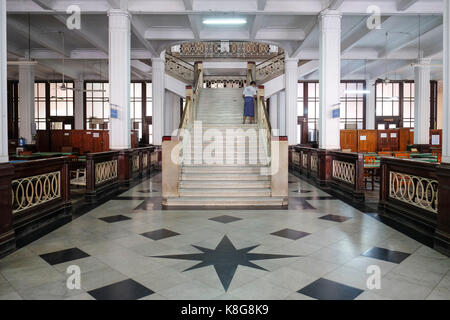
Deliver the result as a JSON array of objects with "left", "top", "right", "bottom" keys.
[
  {"left": 285, "top": 58, "right": 298, "bottom": 145},
  {"left": 18, "top": 64, "right": 35, "bottom": 144},
  {"left": 0, "top": 0, "right": 7, "bottom": 162},
  {"left": 152, "top": 54, "right": 165, "bottom": 145},
  {"left": 108, "top": 9, "right": 131, "bottom": 150},
  {"left": 366, "top": 79, "right": 376, "bottom": 130},
  {"left": 172, "top": 95, "right": 181, "bottom": 133},
  {"left": 74, "top": 77, "right": 84, "bottom": 130},
  {"left": 319, "top": 9, "right": 342, "bottom": 149},
  {"left": 414, "top": 58, "right": 431, "bottom": 145},
  {"left": 444, "top": 1, "right": 450, "bottom": 163},
  {"left": 279, "top": 90, "right": 286, "bottom": 136},
  {"left": 164, "top": 90, "right": 173, "bottom": 136},
  {"left": 269, "top": 94, "right": 279, "bottom": 130}
]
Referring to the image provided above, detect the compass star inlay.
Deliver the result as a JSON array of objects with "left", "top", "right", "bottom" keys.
[{"left": 151, "top": 235, "right": 300, "bottom": 291}]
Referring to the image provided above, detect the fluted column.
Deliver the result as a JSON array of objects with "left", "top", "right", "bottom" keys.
[
  {"left": 18, "top": 64, "right": 35, "bottom": 143},
  {"left": 0, "top": 0, "right": 7, "bottom": 162},
  {"left": 108, "top": 9, "right": 131, "bottom": 150},
  {"left": 285, "top": 58, "right": 299, "bottom": 145},
  {"left": 74, "top": 76, "right": 84, "bottom": 130},
  {"left": 414, "top": 58, "right": 431, "bottom": 145},
  {"left": 152, "top": 54, "right": 165, "bottom": 145},
  {"left": 319, "top": 9, "right": 342, "bottom": 149},
  {"left": 366, "top": 79, "right": 376, "bottom": 130}
]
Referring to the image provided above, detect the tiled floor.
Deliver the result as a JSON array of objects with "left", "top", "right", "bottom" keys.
[{"left": 1, "top": 173, "right": 450, "bottom": 300}]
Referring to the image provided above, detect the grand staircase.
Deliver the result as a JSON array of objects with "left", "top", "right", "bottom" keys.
[{"left": 164, "top": 87, "right": 287, "bottom": 207}]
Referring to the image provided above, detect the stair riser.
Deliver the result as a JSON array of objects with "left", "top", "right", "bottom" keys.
[
  {"left": 180, "top": 182, "right": 270, "bottom": 189},
  {"left": 181, "top": 175, "right": 270, "bottom": 181},
  {"left": 179, "top": 191, "right": 271, "bottom": 197}
]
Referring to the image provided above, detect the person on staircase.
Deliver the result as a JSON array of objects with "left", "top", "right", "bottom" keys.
[{"left": 243, "top": 81, "right": 257, "bottom": 124}]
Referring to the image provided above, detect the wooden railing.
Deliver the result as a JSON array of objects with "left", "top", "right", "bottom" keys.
[
  {"left": 379, "top": 158, "right": 439, "bottom": 230},
  {"left": 85, "top": 151, "right": 119, "bottom": 201},
  {"left": 256, "top": 53, "right": 285, "bottom": 83},
  {"left": 0, "top": 158, "right": 72, "bottom": 256}
]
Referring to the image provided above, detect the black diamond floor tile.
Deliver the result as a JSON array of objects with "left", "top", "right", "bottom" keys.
[
  {"left": 141, "top": 228, "right": 180, "bottom": 240},
  {"left": 209, "top": 215, "right": 243, "bottom": 224},
  {"left": 271, "top": 228, "right": 311, "bottom": 240},
  {"left": 319, "top": 214, "right": 352, "bottom": 223},
  {"left": 362, "top": 247, "right": 411, "bottom": 264},
  {"left": 40, "top": 248, "right": 90, "bottom": 265},
  {"left": 88, "top": 279, "right": 154, "bottom": 300},
  {"left": 298, "top": 278, "right": 363, "bottom": 300},
  {"left": 99, "top": 215, "right": 132, "bottom": 223}
]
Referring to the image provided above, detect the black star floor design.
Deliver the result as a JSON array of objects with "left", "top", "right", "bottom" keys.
[{"left": 151, "top": 235, "right": 299, "bottom": 291}]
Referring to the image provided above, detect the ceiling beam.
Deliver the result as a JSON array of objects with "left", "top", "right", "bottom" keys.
[
  {"left": 130, "top": 15, "right": 157, "bottom": 57},
  {"left": 31, "top": 0, "right": 54, "bottom": 11},
  {"left": 291, "top": 18, "right": 317, "bottom": 58},
  {"left": 379, "top": 18, "right": 443, "bottom": 58},
  {"left": 187, "top": 14, "right": 201, "bottom": 40},
  {"left": 183, "top": 0, "right": 193, "bottom": 11},
  {"left": 341, "top": 16, "right": 390, "bottom": 52},
  {"left": 298, "top": 60, "right": 319, "bottom": 78},
  {"left": 37, "top": 60, "right": 80, "bottom": 79},
  {"left": 7, "top": 16, "right": 71, "bottom": 57},
  {"left": 257, "top": 0, "right": 268, "bottom": 11},
  {"left": 397, "top": 0, "right": 420, "bottom": 11},
  {"left": 52, "top": 15, "right": 108, "bottom": 53},
  {"left": 328, "top": 0, "right": 345, "bottom": 10}
]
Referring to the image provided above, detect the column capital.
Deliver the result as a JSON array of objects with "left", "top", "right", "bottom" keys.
[
  {"left": 319, "top": 9, "right": 342, "bottom": 19},
  {"left": 107, "top": 9, "right": 130, "bottom": 18},
  {"left": 319, "top": 9, "right": 342, "bottom": 31},
  {"left": 415, "top": 58, "right": 432, "bottom": 67}
]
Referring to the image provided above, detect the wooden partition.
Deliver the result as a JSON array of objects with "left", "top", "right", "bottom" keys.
[
  {"left": 0, "top": 158, "right": 72, "bottom": 256},
  {"left": 340, "top": 128, "right": 440, "bottom": 153},
  {"left": 340, "top": 130, "right": 358, "bottom": 152},
  {"left": 377, "top": 129, "right": 400, "bottom": 151},
  {"left": 357, "top": 130, "right": 377, "bottom": 153},
  {"left": 36, "top": 130, "right": 110, "bottom": 154}
]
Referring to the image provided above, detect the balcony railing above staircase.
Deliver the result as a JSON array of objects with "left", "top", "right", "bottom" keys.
[
  {"left": 256, "top": 53, "right": 285, "bottom": 83},
  {"left": 165, "top": 53, "right": 195, "bottom": 83}
]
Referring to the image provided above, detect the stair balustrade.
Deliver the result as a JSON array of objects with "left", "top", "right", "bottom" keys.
[
  {"left": 255, "top": 53, "right": 285, "bottom": 83},
  {"left": 165, "top": 53, "right": 195, "bottom": 83}
]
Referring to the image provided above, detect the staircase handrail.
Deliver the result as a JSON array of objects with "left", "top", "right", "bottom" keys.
[
  {"left": 257, "top": 88, "right": 272, "bottom": 161},
  {"left": 178, "top": 68, "right": 202, "bottom": 131}
]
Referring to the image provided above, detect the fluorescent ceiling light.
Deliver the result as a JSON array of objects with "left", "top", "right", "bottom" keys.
[
  {"left": 344, "top": 90, "right": 370, "bottom": 95},
  {"left": 202, "top": 18, "right": 247, "bottom": 25}
]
